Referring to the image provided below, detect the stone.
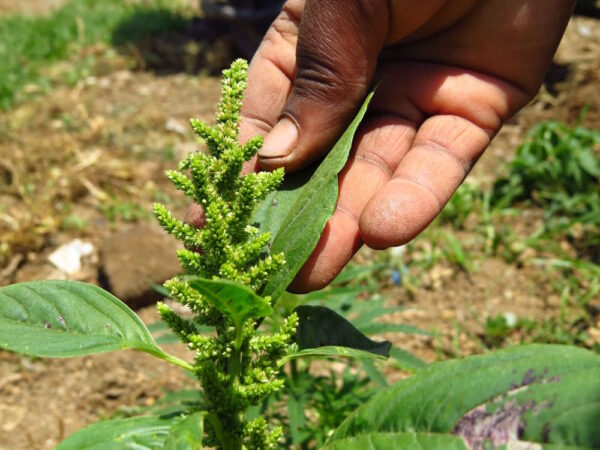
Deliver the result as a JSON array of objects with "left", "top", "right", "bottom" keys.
[
  {"left": 165, "top": 118, "right": 188, "bottom": 135},
  {"left": 48, "top": 239, "right": 94, "bottom": 275},
  {"left": 99, "top": 225, "right": 182, "bottom": 309}
]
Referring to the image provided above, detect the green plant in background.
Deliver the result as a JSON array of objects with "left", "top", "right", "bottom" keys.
[
  {"left": 438, "top": 182, "right": 480, "bottom": 230},
  {"left": 492, "top": 117, "right": 600, "bottom": 225},
  {"left": 0, "top": 0, "right": 187, "bottom": 109},
  {"left": 101, "top": 197, "right": 153, "bottom": 222}
]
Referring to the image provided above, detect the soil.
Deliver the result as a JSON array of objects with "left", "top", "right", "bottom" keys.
[
  {"left": 0, "top": 0, "right": 67, "bottom": 16},
  {"left": 0, "top": 8, "right": 599, "bottom": 450}
]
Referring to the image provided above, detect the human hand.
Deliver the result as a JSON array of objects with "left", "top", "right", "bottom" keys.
[{"left": 188, "top": 0, "right": 575, "bottom": 292}]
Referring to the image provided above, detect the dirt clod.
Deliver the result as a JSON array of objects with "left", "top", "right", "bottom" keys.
[{"left": 99, "top": 225, "right": 182, "bottom": 308}]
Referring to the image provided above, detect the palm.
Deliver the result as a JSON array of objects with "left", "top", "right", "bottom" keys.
[{"left": 230, "top": 0, "right": 573, "bottom": 290}]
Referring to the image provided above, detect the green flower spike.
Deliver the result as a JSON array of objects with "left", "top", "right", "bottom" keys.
[{"left": 154, "top": 59, "right": 296, "bottom": 450}]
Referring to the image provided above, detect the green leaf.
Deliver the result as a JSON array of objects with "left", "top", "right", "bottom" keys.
[
  {"left": 577, "top": 149, "right": 600, "bottom": 177},
  {"left": 279, "top": 345, "right": 388, "bottom": 367},
  {"left": 360, "top": 359, "right": 388, "bottom": 388},
  {"left": 56, "top": 415, "right": 176, "bottom": 450},
  {"left": 163, "top": 412, "right": 204, "bottom": 450},
  {"left": 332, "top": 263, "right": 386, "bottom": 284},
  {"left": 321, "top": 432, "right": 468, "bottom": 450},
  {"left": 287, "top": 392, "right": 308, "bottom": 446},
  {"left": 252, "top": 165, "right": 320, "bottom": 244},
  {"left": 0, "top": 280, "right": 192, "bottom": 370},
  {"left": 356, "top": 322, "right": 431, "bottom": 336},
  {"left": 259, "top": 91, "right": 374, "bottom": 301},
  {"left": 389, "top": 347, "right": 427, "bottom": 371},
  {"left": 294, "top": 305, "right": 391, "bottom": 357},
  {"left": 329, "top": 345, "right": 600, "bottom": 449},
  {"left": 187, "top": 277, "right": 272, "bottom": 332}
]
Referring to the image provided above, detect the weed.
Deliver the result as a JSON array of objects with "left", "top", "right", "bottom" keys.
[
  {"left": 439, "top": 183, "right": 481, "bottom": 229},
  {"left": 100, "top": 197, "right": 152, "bottom": 222},
  {"left": 480, "top": 314, "right": 516, "bottom": 348},
  {"left": 0, "top": 0, "right": 187, "bottom": 109},
  {"left": 492, "top": 117, "right": 600, "bottom": 227},
  {"left": 439, "top": 231, "right": 473, "bottom": 272},
  {"left": 61, "top": 213, "right": 89, "bottom": 231}
]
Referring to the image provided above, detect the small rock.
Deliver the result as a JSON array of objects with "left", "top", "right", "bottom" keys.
[
  {"left": 427, "top": 266, "right": 453, "bottom": 290},
  {"left": 99, "top": 225, "right": 182, "bottom": 309},
  {"left": 113, "top": 70, "right": 133, "bottom": 84},
  {"left": 441, "top": 309, "right": 456, "bottom": 321},
  {"left": 517, "top": 246, "right": 537, "bottom": 264},
  {"left": 23, "top": 84, "right": 41, "bottom": 94},
  {"left": 503, "top": 289, "right": 515, "bottom": 301},
  {"left": 48, "top": 239, "right": 94, "bottom": 275},
  {"left": 165, "top": 118, "right": 188, "bottom": 135},
  {"left": 504, "top": 312, "right": 517, "bottom": 327},
  {"left": 577, "top": 23, "right": 593, "bottom": 37},
  {"left": 390, "top": 245, "right": 406, "bottom": 258}
]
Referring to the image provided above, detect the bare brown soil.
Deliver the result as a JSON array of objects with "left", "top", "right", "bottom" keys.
[
  {"left": 0, "top": 11, "right": 599, "bottom": 450},
  {"left": 0, "top": 0, "right": 67, "bottom": 16}
]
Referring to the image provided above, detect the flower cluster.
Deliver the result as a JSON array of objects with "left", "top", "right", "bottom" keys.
[{"left": 153, "top": 59, "right": 296, "bottom": 449}]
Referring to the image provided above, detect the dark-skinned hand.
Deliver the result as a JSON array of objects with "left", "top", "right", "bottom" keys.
[{"left": 188, "top": 0, "right": 575, "bottom": 292}]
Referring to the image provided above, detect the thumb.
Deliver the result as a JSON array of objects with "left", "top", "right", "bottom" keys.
[{"left": 257, "top": 0, "right": 389, "bottom": 172}]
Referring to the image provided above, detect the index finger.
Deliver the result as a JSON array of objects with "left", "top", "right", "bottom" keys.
[
  {"left": 186, "top": 2, "right": 301, "bottom": 225},
  {"left": 239, "top": 0, "right": 302, "bottom": 148}
]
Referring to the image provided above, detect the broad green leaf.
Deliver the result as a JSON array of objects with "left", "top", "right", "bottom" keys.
[
  {"left": 260, "top": 92, "right": 374, "bottom": 301},
  {"left": 163, "top": 412, "right": 204, "bottom": 450},
  {"left": 329, "top": 345, "right": 600, "bottom": 449},
  {"left": 321, "top": 432, "right": 468, "bottom": 450},
  {"left": 187, "top": 277, "right": 272, "bottom": 332},
  {"left": 294, "top": 305, "right": 391, "bottom": 357},
  {"left": 278, "top": 345, "right": 388, "bottom": 367},
  {"left": 0, "top": 280, "right": 191, "bottom": 370},
  {"left": 56, "top": 415, "right": 176, "bottom": 450},
  {"left": 252, "top": 164, "right": 320, "bottom": 244}
]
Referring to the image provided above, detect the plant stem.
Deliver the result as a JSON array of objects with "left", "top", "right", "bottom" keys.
[
  {"left": 205, "top": 413, "right": 227, "bottom": 448},
  {"left": 225, "top": 343, "right": 244, "bottom": 450},
  {"left": 143, "top": 347, "right": 194, "bottom": 371}
]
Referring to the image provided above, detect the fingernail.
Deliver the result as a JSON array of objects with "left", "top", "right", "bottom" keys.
[{"left": 258, "top": 117, "right": 298, "bottom": 159}]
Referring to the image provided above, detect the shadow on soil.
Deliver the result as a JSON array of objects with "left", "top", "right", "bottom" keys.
[
  {"left": 110, "top": 8, "right": 271, "bottom": 75},
  {"left": 574, "top": 1, "right": 600, "bottom": 18}
]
